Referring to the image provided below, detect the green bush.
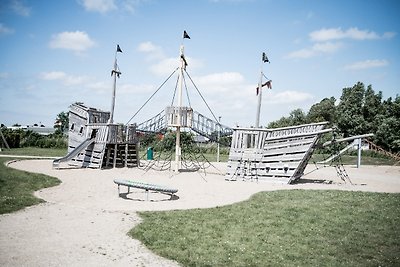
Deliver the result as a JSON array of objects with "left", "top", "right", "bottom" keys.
[{"left": 1, "top": 128, "right": 67, "bottom": 149}]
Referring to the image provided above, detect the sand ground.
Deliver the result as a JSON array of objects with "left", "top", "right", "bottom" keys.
[{"left": 1, "top": 160, "right": 399, "bottom": 266}]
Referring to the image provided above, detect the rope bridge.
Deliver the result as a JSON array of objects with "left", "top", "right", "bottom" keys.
[{"left": 136, "top": 108, "right": 233, "bottom": 143}]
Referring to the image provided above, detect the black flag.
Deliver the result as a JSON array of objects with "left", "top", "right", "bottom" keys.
[
  {"left": 262, "top": 52, "right": 270, "bottom": 63},
  {"left": 116, "top": 44, "right": 123, "bottom": 53},
  {"left": 183, "top": 30, "right": 190, "bottom": 39}
]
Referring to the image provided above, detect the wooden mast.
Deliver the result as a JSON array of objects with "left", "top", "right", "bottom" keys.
[
  {"left": 110, "top": 46, "right": 122, "bottom": 124},
  {"left": 174, "top": 44, "right": 185, "bottom": 172},
  {"left": 255, "top": 53, "right": 264, "bottom": 128}
]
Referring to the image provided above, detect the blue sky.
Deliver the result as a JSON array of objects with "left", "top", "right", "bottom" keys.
[{"left": 0, "top": 0, "right": 399, "bottom": 128}]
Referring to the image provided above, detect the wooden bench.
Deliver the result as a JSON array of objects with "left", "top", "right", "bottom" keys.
[{"left": 113, "top": 179, "right": 178, "bottom": 200}]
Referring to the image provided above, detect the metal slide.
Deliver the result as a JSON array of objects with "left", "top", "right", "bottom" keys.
[{"left": 53, "top": 138, "right": 95, "bottom": 168}]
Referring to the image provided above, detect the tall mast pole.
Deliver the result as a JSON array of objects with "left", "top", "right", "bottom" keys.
[
  {"left": 110, "top": 57, "right": 117, "bottom": 124},
  {"left": 174, "top": 45, "right": 185, "bottom": 172},
  {"left": 255, "top": 56, "right": 264, "bottom": 128},
  {"left": 110, "top": 46, "right": 122, "bottom": 124}
]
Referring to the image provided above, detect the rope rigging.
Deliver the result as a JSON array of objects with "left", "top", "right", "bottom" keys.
[
  {"left": 184, "top": 69, "right": 220, "bottom": 123},
  {"left": 182, "top": 73, "right": 192, "bottom": 108},
  {"left": 125, "top": 67, "right": 179, "bottom": 125},
  {"left": 170, "top": 74, "right": 180, "bottom": 106}
]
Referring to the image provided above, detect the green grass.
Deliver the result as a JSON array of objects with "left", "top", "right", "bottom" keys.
[
  {"left": 0, "top": 147, "right": 67, "bottom": 157},
  {"left": 311, "top": 153, "right": 397, "bottom": 166},
  {"left": 139, "top": 149, "right": 230, "bottom": 163},
  {"left": 0, "top": 157, "right": 61, "bottom": 214},
  {"left": 130, "top": 190, "right": 400, "bottom": 267}
]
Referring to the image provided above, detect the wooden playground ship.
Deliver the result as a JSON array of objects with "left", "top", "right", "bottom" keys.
[
  {"left": 53, "top": 103, "right": 139, "bottom": 169},
  {"left": 52, "top": 33, "right": 380, "bottom": 184},
  {"left": 226, "top": 122, "right": 332, "bottom": 183},
  {"left": 53, "top": 45, "right": 139, "bottom": 169}
]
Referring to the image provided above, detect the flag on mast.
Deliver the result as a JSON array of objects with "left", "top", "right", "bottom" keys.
[
  {"left": 256, "top": 80, "right": 272, "bottom": 95},
  {"left": 116, "top": 44, "right": 123, "bottom": 53},
  {"left": 183, "top": 30, "right": 190, "bottom": 39},
  {"left": 262, "top": 52, "right": 269, "bottom": 63}
]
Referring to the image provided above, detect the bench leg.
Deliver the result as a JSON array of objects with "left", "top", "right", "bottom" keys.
[
  {"left": 117, "top": 184, "right": 120, "bottom": 196},
  {"left": 146, "top": 189, "right": 149, "bottom": 201},
  {"left": 127, "top": 186, "right": 130, "bottom": 194}
]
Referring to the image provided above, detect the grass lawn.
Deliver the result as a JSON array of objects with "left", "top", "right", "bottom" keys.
[
  {"left": 0, "top": 157, "right": 61, "bottom": 214},
  {"left": 0, "top": 147, "right": 67, "bottom": 157},
  {"left": 130, "top": 190, "right": 400, "bottom": 267},
  {"left": 311, "top": 153, "right": 397, "bottom": 166}
]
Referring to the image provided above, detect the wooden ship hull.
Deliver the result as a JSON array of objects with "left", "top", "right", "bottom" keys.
[
  {"left": 226, "top": 122, "right": 331, "bottom": 184},
  {"left": 53, "top": 103, "right": 139, "bottom": 169}
]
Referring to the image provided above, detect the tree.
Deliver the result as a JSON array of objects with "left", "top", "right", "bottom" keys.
[
  {"left": 307, "top": 97, "right": 336, "bottom": 123},
  {"left": 374, "top": 96, "right": 400, "bottom": 152},
  {"left": 156, "top": 130, "right": 194, "bottom": 151},
  {"left": 288, "top": 108, "right": 307, "bottom": 125},
  {"left": 363, "top": 85, "right": 383, "bottom": 133},
  {"left": 336, "top": 82, "right": 366, "bottom": 137},
  {"left": 267, "top": 109, "right": 306, "bottom": 128},
  {"left": 54, "top": 111, "right": 69, "bottom": 135}
]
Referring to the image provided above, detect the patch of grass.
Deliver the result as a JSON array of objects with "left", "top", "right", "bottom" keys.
[
  {"left": 0, "top": 157, "right": 61, "bottom": 214},
  {"left": 311, "top": 153, "right": 397, "bottom": 166},
  {"left": 0, "top": 147, "right": 67, "bottom": 157},
  {"left": 139, "top": 149, "right": 229, "bottom": 163},
  {"left": 130, "top": 190, "right": 400, "bottom": 267}
]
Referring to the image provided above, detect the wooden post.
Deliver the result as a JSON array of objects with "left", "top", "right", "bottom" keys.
[
  {"left": 110, "top": 46, "right": 122, "bottom": 124},
  {"left": 255, "top": 54, "right": 264, "bottom": 128},
  {"left": 174, "top": 45, "right": 185, "bottom": 172},
  {"left": 113, "top": 144, "right": 117, "bottom": 168},
  {"left": 356, "top": 138, "right": 362, "bottom": 168},
  {"left": 217, "top": 116, "right": 221, "bottom": 162}
]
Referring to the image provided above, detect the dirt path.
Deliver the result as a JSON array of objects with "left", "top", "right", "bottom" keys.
[{"left": 1, "top": 160, "right": 399, "bottom": 266}]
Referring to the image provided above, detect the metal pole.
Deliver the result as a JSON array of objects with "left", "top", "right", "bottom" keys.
[
  {"left": 217, "top": 116, "right": 221, "bottom": 162},
  {"left": 357, "top": 138, "right": 362, "bottom": 168},
  {"left": 255, "top": 58, "right": 264, "bottom": 128}
]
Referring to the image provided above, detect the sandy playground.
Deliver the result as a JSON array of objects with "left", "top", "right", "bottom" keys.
[{"left": 0, "top": 159, "right": 399, "bottom": 266}]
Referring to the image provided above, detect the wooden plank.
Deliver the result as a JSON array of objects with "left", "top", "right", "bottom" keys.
[
  {"left": 261, "top": 153, "right": 306, "bottom": 162},
  {"left": 262, "top": 144, "right": 312, "bottom": 156}
]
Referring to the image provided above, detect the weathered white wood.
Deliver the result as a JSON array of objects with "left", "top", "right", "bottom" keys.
[
  {"left": 55, "top": 102, "right": 139, "bottom": 169},
  {"left": 226, "top": 122, "right": 330, "bottom": 183}
]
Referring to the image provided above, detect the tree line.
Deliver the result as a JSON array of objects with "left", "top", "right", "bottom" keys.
[
  {"left": 0, "top": 112, "right": 68, "bottom": 149},
  {"left": 1, "top": 82, "right": 398, "bottom": 153},
  {"left": 267, "top": 82, "right": 400, "bottom": 153}
]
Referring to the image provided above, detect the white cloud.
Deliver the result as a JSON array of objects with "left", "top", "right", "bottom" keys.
[
  {"left": 0, "top": 23, "right": 14, "bottom": 35},
  {"left": 137, "top": 41, "right": 164, "bottom": 60},
  {"left": 41, "top": 71, "right": 67, "bottom": 80},
  {"left": 137, "top": 41, "right": 203, "bottom": 76},
  {"left": 196, "top": 72, "right": 245, "bottom": 87},
  {"left": 344, "top": 59, "right": 389, "bottom": 70},
  {"left": 149, "top": 58, "right": 179, "bottom": 76},
  {"left": 286, "top": 42, "right": 342, "bottom": 59},
  {"left": 137, "top": 41, "right": 159, "bottom": 53},
  {"left": 312, "top": 42, "right": 342, "bottom": 53},
  {"left": 0, "top": 72, "right": 10, "bottom": 79},
  {"left": 382, "top": 32, "right": 397, "bottom": 39},
  {"left": 40, "top": 71, "right": 89, "bottom": 86},
  {"left": 10, "top": 0, "right": 31, "bottom": 16},
  {"left": 79, "top": 0, "right": 117, "bottom": 13},
  {"left": 86, "top": 81, "right": 110, "bottom": 92},
  {"left": 310, "top": 27, "right": 395, "bottom": 42},
  {"left": 49, "top": 31, "right": 96, "bottom": 52},
  {"left": 265, "top": 91, "right": 314, "bottom": 104}
]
